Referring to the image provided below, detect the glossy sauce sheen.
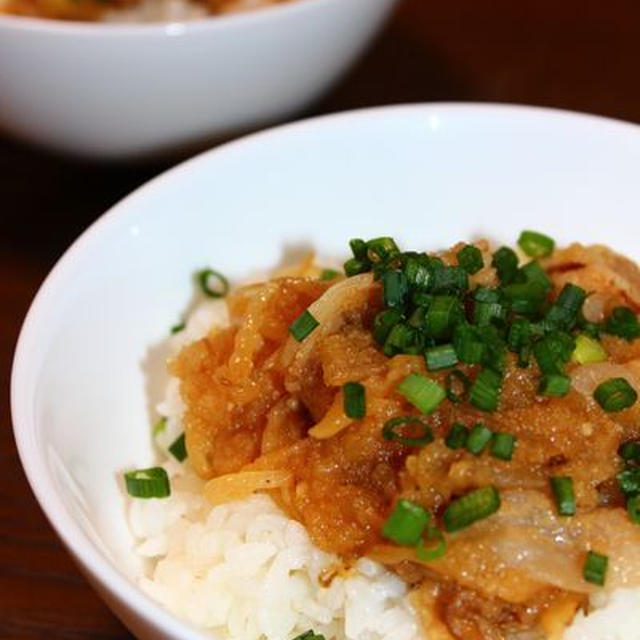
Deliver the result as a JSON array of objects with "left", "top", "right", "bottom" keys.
[{"left": 172, "top": 244, "right": 640, "bottom": 640}]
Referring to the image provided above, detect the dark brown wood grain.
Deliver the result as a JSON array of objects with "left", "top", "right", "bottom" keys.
[{"left": 2, "top": 0, "right": 640, "bottom": 637}]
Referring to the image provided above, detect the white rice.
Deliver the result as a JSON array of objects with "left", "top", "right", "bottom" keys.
[{"left": 129, "top": 298, "right": 640, "bottom": 640}]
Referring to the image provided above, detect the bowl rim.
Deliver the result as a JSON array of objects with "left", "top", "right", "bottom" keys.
[
  {"left": 11, "top": 102, "right": 640, "bottom": 639},
  {"left": 0, "top": 0, "right": 358, "bottom": 35}
]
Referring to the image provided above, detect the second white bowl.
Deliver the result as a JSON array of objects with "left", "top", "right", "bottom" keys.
[{"left": 0, "top": 0, "right": 397, "bottom": 159}]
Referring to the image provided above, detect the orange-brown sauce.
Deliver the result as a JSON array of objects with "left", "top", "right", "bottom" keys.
[{"left": 172, "top": 243, "right": 640, "bottom": 639}]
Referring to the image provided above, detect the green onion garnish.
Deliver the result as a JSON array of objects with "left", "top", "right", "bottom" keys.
[
  {"left": 124, "top": 467, "right": 171, "bottom": 499},
  {"left": 349, "top": 238, "right": 368, "bottom": 260},
  {"left": 366, "top": 237, "right": 399, "bottom": 263},
  {"left": 153, "top": 416, "right": 167, "bottom": 436},
  {"left": 490, "top": 432, "right": 516, "bottom": 461},
  {"left": 292, "top": 631, "right": 326, "bottom": 640},
  {"left": 470, "top": 369, "right": 502, "bottom": 412},
  {"left": 373, "top": 308, "right": 403, "bottom": 345},
  {"left": 594, "top": 377, "right": 638, "bottom": 412},
  {"left": 533, "top": 332, "right": 575, "bottom": 375},
  {"left": 466, "top": 423, "right": 493, "bottom": 455},
  {"left": 344, "top": 257, "right": 369, "bottom": 277},
  {"left": 425, "top": 296, "right": 462, "bottom": 340},
  {"left": 453, "top": 323, "right": 485, "bottom": 364},
  {"left": 289, "top": 310, "right": 320, "bottom": 342},
  {"left": 382, "top": 270, "right": 409, "bottom": 308},
  {"left": 382, "top": 416, "right": 434, "bottom": 447},
  {"left": 550, "top": 476, "right": 576, "bottom": 516},
  {"left": 520, "top": 260, "right": 552, "bottom": 292},
  {"left": 539, "top": 373, "right": 571, "bottom": 397},
  {"left": 445, "top": 369, "right": 471, "bottom": 404},
  {"left": 170, "top": 322, "right": 186, "bottom": 334},
  {"left": 627, "top": 495, "right": 640, "bottom": 524},
  {"left": 605, "top": 306, "right": 640, "bottom": 341},
  {"left": 501, "top": 281, "right": 548, "bottom": 315},
  {"left": 404, "top": 254, "right": 432, "bottom": 290},
  {"left": 517, "top": 230, "right": 555, "bottom": 258},
  {"left": 320, "top": 268, "right": 339, "bottom": 281},
  {"left": 431, "top": 265, "right": 468, "bottom": 294},
  {"left": 416, "top": 526, "right": 447, "bottom": 561},
  {"left": 343, "top": 382, "right": 366, "bottom": 419},
  {"left": 445, "top": 423, "right": 470, "bottom": 449},
  {"left": 443, "top": 486, "right": 501, "bottom": 533},
  {"left": 571, "top": 333, "right": 607, "bottom": 364},
  {"left": 168, "top": 433, "right": 187, "bottom": 462},
  {"left": 583, "top": 550, "right": 608, "bottom": 586},
  {"left": 543, "top": 283, "right": 586, "bottom": 331},
  {"left": 473, "top": 288, "right": 507, "bottom": 326},
  {"left": 397, "top": 373, "right": 446, "bottom": 414},
  {"left": 425, "top": 344, "right": 458, "bottom": 371},
  {"left": 507, "top": 317, "right": 531, "bottom": 352},
  {"left": 383, "top": 323, "right": 415, "bottom": 356},
  {"left": 619, "top": 441, "right": 640, "bottom": 462},
  {"left": 617, "top": 467, "right": 640, "bottom": 496},
  {"left": 197, "top": 268, "right": 230, "bottom": 298},
  {"left": 456, "top": 244, "right": 484, "bottom": 275},
  {"left": 492, "top": 247, "right": 519, "bottom": 285},
  {"left": 382, "top": 499, "right": 430, "bottom": 545}
]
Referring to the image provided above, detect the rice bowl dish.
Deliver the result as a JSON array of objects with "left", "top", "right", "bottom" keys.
[{"left": 125, "top": 233, "right": 640, "bottom": 640}]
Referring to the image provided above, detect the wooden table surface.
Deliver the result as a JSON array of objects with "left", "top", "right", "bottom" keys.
[{"left": 2, "top": 0, "right": 640, "bottom": 637}]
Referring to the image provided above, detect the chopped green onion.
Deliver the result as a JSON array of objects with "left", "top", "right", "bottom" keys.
[
  {"left": 168, "top": 433, "right": 187, "bottom": 462},
  {"left": 382, "top": 270, "right": 409, "bottom": 308},
  {"left": 373, "top": 308, "right": 403, "bottom": 345},
  {"left": 466, "top": 423, "right": 493, "bottom": 455},
  {"left": 501, "top": 281, "right": 548, "bottom": 315},
  {"left": 617, "top": 467, "right": 640, "bottom": 496},
  {"left": 366, "top": 237, "right": 400, "bottom": 263},
  {"left": 170, "top": 322, "right": 186, "bottom": 334},
  {"left": 539, "top": 373, "right": 571, "bottom": 397},
  {"left": 289, "top": 310, "right": 320, "bottom": 342},
  {"left": 544, "top": 283, "right": 586, "bottom": 331},
  {"left": 407, "top": 305, "right": 427, "bottom": 329},
  {"left": 425, "top": 344, "right": 458, "bottom": 371},
  {"left": 490, "top": 432, "right": 516, "bottom": 461},
  {"left": 445, "top": 369, "right": 471, "bottom": 404},
  {"left": 627, "top": 495, "right": 640, "bottom": 524},
  {"left": 550, "top": 476, "right": 576, "bottom": 516},
  {"left": 416, "top": 526, "right": 447, "bottom": 561},
  {"left": 382, "top": 499, "right": 430, "bottom": 545},
  {"left": 124, "top": 467, "right": 171, "bottom": 499},
  {"left": 349, "top": 238, "right": 368, "bottom": 260},
  {"left": 470, "top": 369, "right": 502, "bottom": 412},
  {"left": 521, "top": 260, "right": 552, "bottom": 292},
  {"left": 153, "top": 416, "right": 167, "bottom": 436},
  {"left": 517, "top": 230, "right": 555, "bottom": 258},
  {"left": 197, "top": 268, "right": 230, "bottom": 298},
  {"left": 343, "top": 382, "right": 366, "bottom": 419},
  {"left": 431, "top": 265, "right": 468, "bottom": 294},
  {"left": 583, "top": 550, "right": 608, "bottom": 586},
  {"left": 619, "top": 441, "right": 640, "bottom": 462},
  {"left": 425, "top": 296, "right": 462, "bottom": 340},
  {"left": 383, "top": 322, "right": 415, "bottom": 356},
  {"left": 404, "top": 254, "right": 432, "bottom": 290},
  {"left": 456, "top": 245, "right": 484, "bottom": 275},
  {"left": 344, "top": 257, "right": 369, "bottom": 276},
  {"left": 473, "top": 297, "right": 507, "bottom": 327},
  {"left": 492, "top": 247, "right": 519, "bottom": 285},
  {"left": 292, "top": 631, "right": 326, "bottom": 640},
  {"left": 443, "top": 486, "right": 501, "bottom": 533},
  {"left": 508, "top": 317, "right": 531, "bottom": 352},
  {"left": 605, "top": 306, "right": 640, "bottom": 341},
  {"left": 453, "top": 323, "right": 485, "bottom": 364},
  {"left": 320, "top": 268, "right": 340, "bottom": 281},
  {"left": 479, "top": 325, "right": 507, "bottom": 374},
  {"left": 533, "top": 332, "right": 575, "bottom": 374},
  {"left": 445, "top": 423, "right": 470, "bottom": 449},
  {"left": 382, "top": 416, "right": 434, "bottom": 447},
  {"left": 397, "top": 374, "right": 446, "bottom": 414},
  {"left": 594, "top": 377, "right": 638, "bottom": 412},
  {"left": 572, "top": 333, "right": 607, "bottom": 364}
]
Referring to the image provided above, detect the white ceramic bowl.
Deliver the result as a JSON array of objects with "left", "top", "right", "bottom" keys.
[
  {"left": 0, "top": 0, "right": 396, "bottom": 159},
  {"left": 11, "top": 104, "right": 640, "bottom": 639}
]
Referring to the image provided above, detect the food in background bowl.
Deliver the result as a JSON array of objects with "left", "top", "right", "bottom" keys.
[
  {"left": 126, "top": 231, "right": 640, "bottom": 640},
  {"left": 1, "top": 0, "right": 289, "bottom": 22}
]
